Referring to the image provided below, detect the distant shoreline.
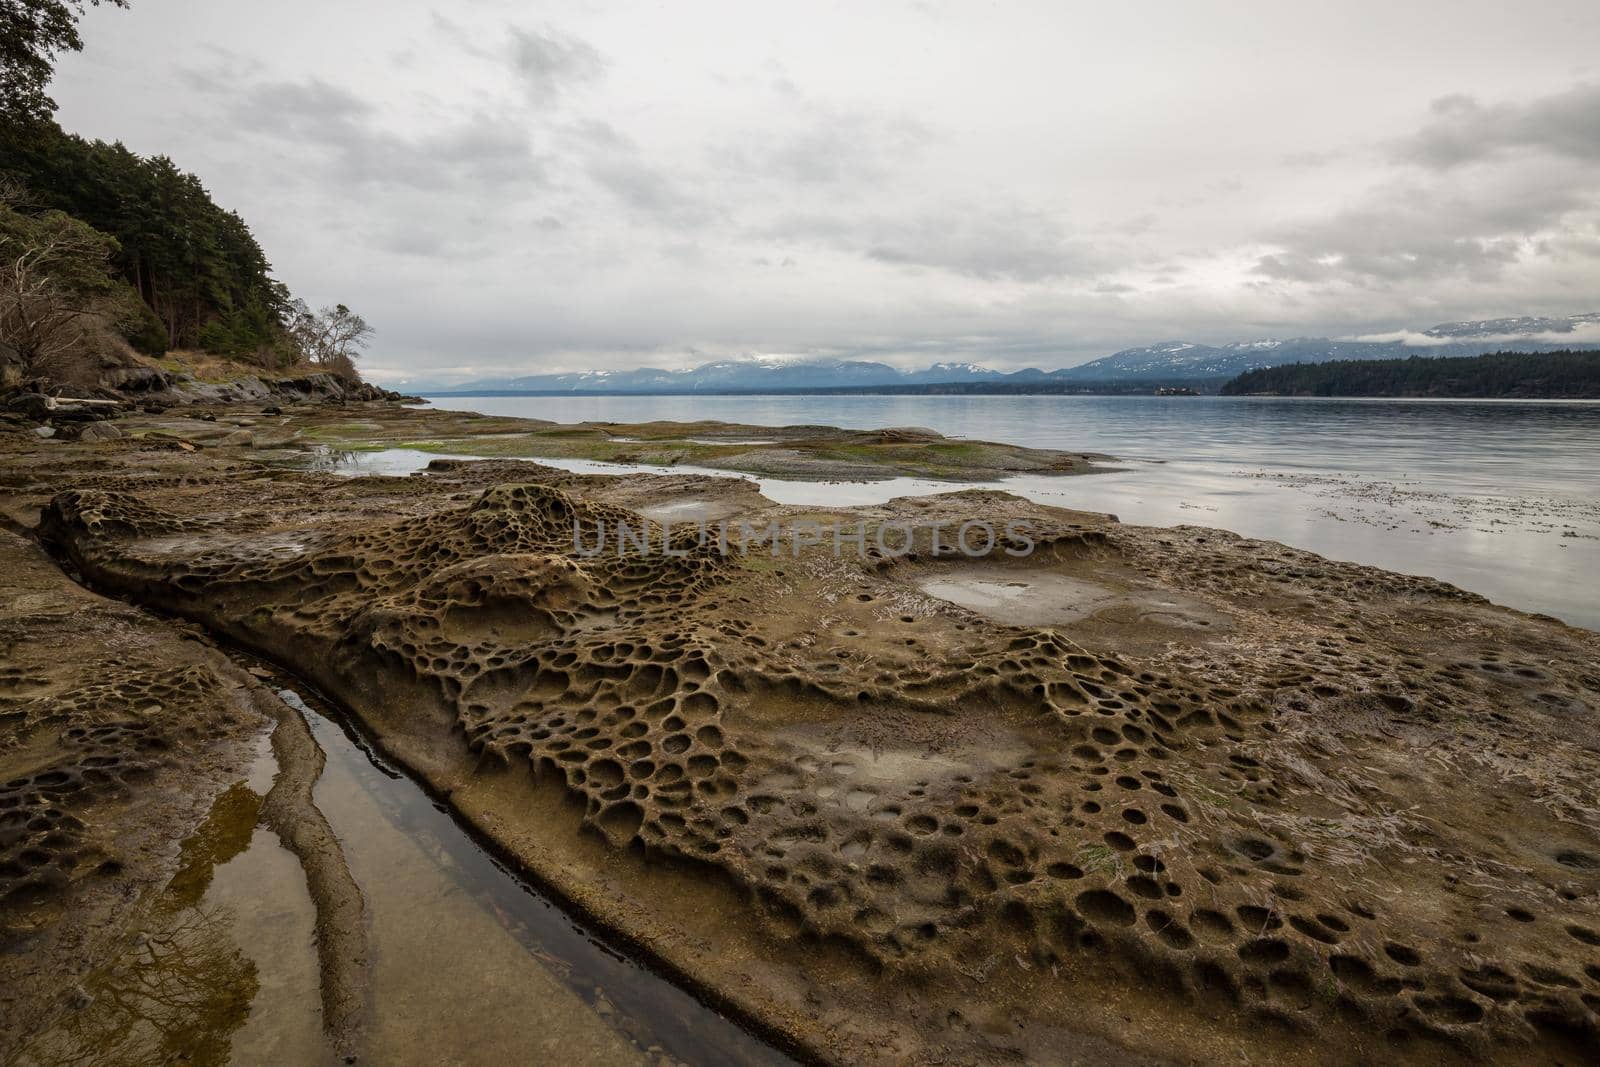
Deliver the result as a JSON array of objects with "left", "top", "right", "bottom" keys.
[
  {"left": 414, "top": 349, "right": 1600, "bottom": 400},
  {"left": 416, "top": 380, "right": 1217, "bottom": 398},
  {"left": 415, "top": 385, "right": 1600, "bottom": 402}
]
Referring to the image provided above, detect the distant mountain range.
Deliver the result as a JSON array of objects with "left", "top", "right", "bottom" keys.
[
  {"left": 1062, "top": 313, "right": 1600, "bottom": 382},
  {"left": 414, "top": 358, "right": 1011, "bottom": 394},
  {"left": 410, "top": 313, "right": 1600, "bottom": 394}
]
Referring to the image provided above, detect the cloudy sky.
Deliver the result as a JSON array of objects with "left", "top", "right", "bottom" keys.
[{"left": 53, "top": 0, "right": 1600, "bottom": 383}]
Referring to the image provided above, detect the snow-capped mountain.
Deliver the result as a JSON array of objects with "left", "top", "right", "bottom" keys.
[
  {"left": 410, "top": 312, "right": 1600, "bottom": 392},
  {"left": 448, "top": 358, "right": 917, "bottom": 393},
  {"left": 900, "top": 361, "right": 1003, "bottom": 384},
  {"left": 1421, "top": 313, "right": 1600, "bottom": 340},
  {"left": 1051, "top": 314, "right": 1600, "bottom": 382},
  {"left": 1053, "top": 338, "right": 1385, "bottom": 381}
]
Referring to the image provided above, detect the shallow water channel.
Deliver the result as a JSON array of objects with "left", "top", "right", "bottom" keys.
[{"left": 15, "top": 671, "right": 790, "bottom": 1066}]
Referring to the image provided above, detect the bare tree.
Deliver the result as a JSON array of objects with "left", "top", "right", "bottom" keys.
[
  {"left": 0, "top": 191, "right": 120, "bottom": 383},
  {"left": 287, "top": 299, "right": 373, "bottom": 379}
]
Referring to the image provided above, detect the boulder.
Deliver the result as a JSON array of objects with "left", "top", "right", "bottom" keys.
[
  {"left": 219, "top": 429, "right": 255, "bottom": 448},
  {"left": 79, "top": 421, "right": 126, "bottom": 442},
  {"left": 99, "top": 366, "right": 172, "bottom": 394},
  {"left": 5, "top": 393, "right": 55, "bottom": 420},
  {"left": 98, "top": 364, "right": 411, "bottom": 410},
  {"left": 42, "top": 404, "right": 103, "bottom": 423}
]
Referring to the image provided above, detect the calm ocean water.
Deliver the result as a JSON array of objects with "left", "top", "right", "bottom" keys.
[{"left": 420, "top": 394, "right": 1600, "bottom": 630}]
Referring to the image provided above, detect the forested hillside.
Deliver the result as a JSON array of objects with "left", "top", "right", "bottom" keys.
[
  {"left": 1, "top": 0, "right": 369, "bottom": 386},
  {"left": 1220, "top": 350, "right": 1600, "bottom": 398},
  {"left": 2, "top": 121, "right": 286, "bottom": 356}
]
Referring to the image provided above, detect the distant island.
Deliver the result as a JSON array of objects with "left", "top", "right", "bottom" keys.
[{"left": 1220, "top": 349, "right": 1600, "bottom": 399}]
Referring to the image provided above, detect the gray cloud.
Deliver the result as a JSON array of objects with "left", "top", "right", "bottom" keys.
[
  {"left": 718, "top": 108, "right": 934, "bottom": 189},
  {"left": 1254, "top": 173, "right": 1593, "bottom": 281},
  {"left": 586, "top": 156, "right": 716, "bottom": 227},
  {"left": 561, "top": 120, "right": 719, "bottom": 229},
  {"left": 1400, "top": 83, "right": 1600, "bottom": 169},
  {"left": 768, "top": 207, "right": 1111, "bottom": 283},
  {"left": 1252, "top": 179, "right": 1542, "bottom": 285},
  {"left": 863, "top": 212, "right": 1107, "bottom": 282},
  {"left": 1535, "top": 228, "right": 1600, "bottom": 262},
  {"left": 51, "top": 2, "right": 1600, "bottom": 380},
  {"left": 219, "top": 78, "right": 541, "bottom": 192},
  {"left": 509, "top": 26, "right": 605, "bottom": 104},
  {"left": 1256, "top": 84, "right": 1600, "bottom": 289},
  {"left": 226, "top": 77, "right": 369, "bottom": 140}
]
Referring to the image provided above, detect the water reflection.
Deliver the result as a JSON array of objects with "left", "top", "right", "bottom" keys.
[
  {"left": 410, "top": 395, "right": 1600, "bottom": 630},
  {"left": 424, "top": 393, "right": 1600, "bottom": 494},
  {"left": 16, "top": 781, "right": 278, "bottom": 1067},
  {"left": 296, "top": 689, "right": 788, "bottom": 1066},
  {"left": 17, "top": 688, "right": 788, "bottom": 1067},
  {"left": 256, "top": 446, "right": 474, "bottom": 476}
]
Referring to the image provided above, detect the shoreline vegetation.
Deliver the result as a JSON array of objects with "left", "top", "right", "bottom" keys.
[
  {"left": 0, "top": 116, "right": 377, "bottom": 390},
  {"left": 2, "top": 0, "right": 374, "bottom": 399},
  {"left": 1221, "top": 348, "right": 1600, "bottom": 399},
  {"left": 5, "top": 395, "right": 1600, "bottom": 1064}
]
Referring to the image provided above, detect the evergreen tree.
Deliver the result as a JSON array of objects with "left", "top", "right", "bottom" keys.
[
  {"left": 1, "top": 0, "right": 369, "bottom": 381},
  {"left": 1, "top": 0, "right": 128, "bottom": 123},
  {"left": 1220, "top": 351, "right": 1600, "bottom": 399}
]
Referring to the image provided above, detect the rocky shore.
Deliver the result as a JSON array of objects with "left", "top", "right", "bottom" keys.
[
  {"left": 3, "top": 398, "right": 1599, "bottom": 1065},
  {"left": 3, "top": 371, "right": 409, "bottom": 438}
]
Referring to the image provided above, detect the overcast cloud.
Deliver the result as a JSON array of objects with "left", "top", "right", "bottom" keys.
[{"left": 52, "top": 0, "right": 1600, "bottom": 383}]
